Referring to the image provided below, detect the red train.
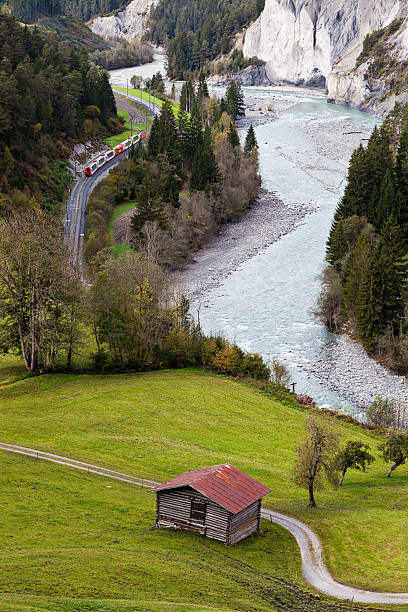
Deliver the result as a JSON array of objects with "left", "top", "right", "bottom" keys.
[{"left": 84, "top": 131, "right": 147, "bottom": 177}]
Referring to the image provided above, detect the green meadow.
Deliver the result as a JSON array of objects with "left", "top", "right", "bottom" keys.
[{"left": 0, "top": 361, "right": 407, "bottom": 609}]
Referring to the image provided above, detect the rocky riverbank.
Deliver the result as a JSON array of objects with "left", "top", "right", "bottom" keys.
[
  {"left": 305, "top": 335, "right": 408, "bottom": 412},
  {"left": 176, "top": 189, "right": 312, "bottom": 302}
]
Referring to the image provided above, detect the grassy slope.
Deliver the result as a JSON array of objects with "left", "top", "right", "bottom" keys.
[
  {"left": 0, "top": 452, "right": 304, "bottom": 612},
  {"left": 109, "top": 201, "right": 135, "bottom": 257},
  {"left": 0, "top": 365, "right": 407, "bottom": 600},
  {"left": 106, "top": 110, "right": 146, "bottom": 148},
  {"left": 114, "top": 86, "right": 180, "bottom": 116}
]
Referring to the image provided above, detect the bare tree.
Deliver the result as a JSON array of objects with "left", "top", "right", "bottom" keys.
[
  {"left": 271, "top": 359, "right": 290, "bottom": 388},
  {"left": 0, "top": 211, "right": 80, "bottom": 371},
  {"left": 292, "top": 416, "right": 340, "bottom": 507}
]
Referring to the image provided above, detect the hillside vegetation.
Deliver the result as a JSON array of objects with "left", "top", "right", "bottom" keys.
[
  {"left": 1, "top": 366, "right": 408, "bottom": 596},
  {"left": 147, "top": 0, "right": 265, "bottom": 78},
  {"left": 1, "top": 0, "right": 130, "bottom": 23},
  {"left": 320, "top": 103, "right": 408, "bottom": 371},
  {"left": 0, "top": 14, "right": 120, "bottom": 215}
]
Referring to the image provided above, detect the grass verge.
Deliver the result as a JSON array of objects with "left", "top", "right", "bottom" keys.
[{"left": 109, "top": 201, "right": 136, "bottom": 257}]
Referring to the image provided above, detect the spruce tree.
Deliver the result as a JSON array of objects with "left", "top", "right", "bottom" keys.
[
  {"left": 244, "top": 124, "right": 258, "bottom": 156},
  {"left": 190, "top": 126, "right": 220, "bottom": 191},
  {"left": 163, "top": 172, "right": 180, "bottom": 208},
  {"left": 342, "top": 230, "right": 371, "bottom": 319},
  {"left": 197, "top": 70, "right": 209, "bottom": 100},
  {"left": 227, "top": 123, "right": 240, "bottom": 148},
  {"left": 148, "top": 115, "right": 160, "bottom": 157},
  {"left": 375, "top": 170, "right": 397, "bottom": 230},
  {"left": 180, "top": 82, "right": 187, "bottom": 111}
]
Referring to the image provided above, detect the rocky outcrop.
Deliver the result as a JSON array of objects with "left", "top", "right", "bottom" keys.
[
  {"left": 328, "top": 14, "right": 408, "bottom": 115},
  {"left": 89, "top": 0, "right": 158, "bottom": 40},
  {"left": 242, "top": 0, "right": 408, "bottom": 109}
]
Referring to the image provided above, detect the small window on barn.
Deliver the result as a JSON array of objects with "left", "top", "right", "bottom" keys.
[{"left": 190, "top": 501, "right": 206, "bottom": 524}]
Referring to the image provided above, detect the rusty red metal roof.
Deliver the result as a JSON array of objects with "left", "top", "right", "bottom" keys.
[{"left": 152, "top": 464, "right": 271, "bottom": 514}]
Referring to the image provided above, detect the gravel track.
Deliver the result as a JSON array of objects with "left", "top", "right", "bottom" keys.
[{"left": 2, "top": 441, "right": 408, "bottom": 606}]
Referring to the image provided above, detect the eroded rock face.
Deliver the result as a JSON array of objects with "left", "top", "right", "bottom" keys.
[
  {"left": 89, "top": 0, "right": 158, "bottom": 40},
  {"left": 243, "top": 0, "right": 406, "bottom": 105}
]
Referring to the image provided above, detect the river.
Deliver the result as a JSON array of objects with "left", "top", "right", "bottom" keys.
[
  {"left": 193, "top": 87, "right": 380, "bottom": 415},
  {"left": 110, "top": 58, "right": 383, "bottom": 414}
]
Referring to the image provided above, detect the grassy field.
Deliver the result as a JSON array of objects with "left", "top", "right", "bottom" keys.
[
  {"left": 109, "top": 201, "right": 136, "bottom": 257},
  {"left": 0, "top": 452, "right": 313, "bottom": 612},
  {"left": 106, "top": 110, "right": 147, "bottom": 148},
  {"left": 114, "top": 86, "right": 180, "bottom": 116},
  {"left": 0, "top": 363, "right": 408, "bottom": 606}
]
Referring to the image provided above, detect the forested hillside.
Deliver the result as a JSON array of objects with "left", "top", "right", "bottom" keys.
[
  {"left": 85, "top": 79, "right": 260, "bottom": 269},
  {"left": 1, "top": 0, "right": 129, "bottom": 23},
  {"left": 320, "top": 103, "right": 408, "bottom": 370},
  {"left": 0, "top": 14, "right": 119, "bottom": 215},
  {"left": 147, "top": 0, "right": 265, "bottom": 78}
]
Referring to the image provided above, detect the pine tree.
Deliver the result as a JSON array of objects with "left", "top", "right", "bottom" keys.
[
  {"left": 244, "top": 124, "right": 258, "bottom": 156},
  {"left": 227, "top": 122, "right": 240, "bottom": 148}
]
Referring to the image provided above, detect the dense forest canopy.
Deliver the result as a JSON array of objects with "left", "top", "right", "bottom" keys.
[
  {"left": 320, "top": 103, "right": 408, "bottom": 370},
  {"left": 147, "top": 0, "right": 265, "bottom": 78},
  {"left": 0, "top": 13, "right": 119, "bottom": 214},
  {"left": 1, "top": 0, "right": 130, "bottom": 23}
]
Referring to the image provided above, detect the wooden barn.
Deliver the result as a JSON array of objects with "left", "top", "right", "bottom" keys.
[{"left": 152, "top": 464, "right": 271, "bottom": 545}]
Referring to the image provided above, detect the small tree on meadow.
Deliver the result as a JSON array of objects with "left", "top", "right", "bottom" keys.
[
  {"left": 292, "top": 416, "right": 340, "bottom": 507},
  {"left": 367, "top": 397, "right": 396, "bottom": 428},
  {"left": 379, "top": 432, "right": 408, "bottom": 477},
  {"left": 335, "top": 441, "right": 375, "bottom": 486}
]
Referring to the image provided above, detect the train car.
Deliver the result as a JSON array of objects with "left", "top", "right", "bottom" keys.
[
  {"left": 114, "top": 143, "right": 125, "bottom": 156},
  {"left": 84, "top": 131, "right": 147, "bottom": 176}
]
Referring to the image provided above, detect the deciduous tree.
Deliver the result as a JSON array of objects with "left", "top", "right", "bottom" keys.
[
  {"left": 335, "top": 441, "right": 375, "bottom": 486},
  {"left": 292, "top": 416, "right": 340, "bottom": 507}
]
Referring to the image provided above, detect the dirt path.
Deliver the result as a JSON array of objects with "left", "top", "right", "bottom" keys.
[{"left": 2, "top": 440, "right": 408, "bottom": 606}]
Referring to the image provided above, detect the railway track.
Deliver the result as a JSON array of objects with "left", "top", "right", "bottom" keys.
[{"left": 65, "top": 91, "right": 161, "bottom": 272}]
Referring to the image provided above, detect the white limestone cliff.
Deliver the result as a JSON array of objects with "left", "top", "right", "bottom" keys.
[
  {"left": 89, "top": 0, "right": 158, "bottom": 41},
  {"left": 242, "top": 0, "right": 407, "bottom": 111}
]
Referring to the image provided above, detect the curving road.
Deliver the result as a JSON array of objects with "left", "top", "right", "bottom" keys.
[
  {"left": 1, "top": 440, "right": 408, "bottom": 605},
  {"left": 65, "top": 91, "right": 161, "bottom": 272}
]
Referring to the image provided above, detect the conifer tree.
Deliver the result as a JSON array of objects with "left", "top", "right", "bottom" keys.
[
  {"left": 342, "top": 230, "right": 372, "bottom": 318},
  {"left": 197, "top": 70, "right": 209, "bottom": 100},
  {"left": 180, "top": 82, "right": 187, "bottom": 111},
  {"left": 244, "top": 124, "right": 258, "bottom": 156},
  {"left": 375, "top": 171, "right": 397, "bottom": 230},
  {"left": 163, "top": 172, "right": 180, "bottom": 208},
  {"left": 190, "top": 126, "right": 220, "bottom": 191},
  {"left": 225, "top": 80, "right": 245, "bottom": 120},
  {"left": 227, "top": 123, "right": 240, "bottom": 148},
  {"left": 148, "top": 115, "right": 160, "bottom": 157}
]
